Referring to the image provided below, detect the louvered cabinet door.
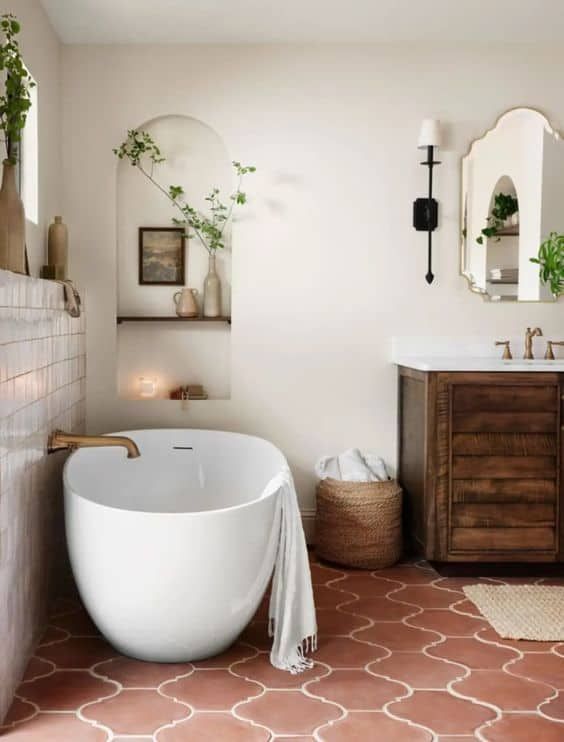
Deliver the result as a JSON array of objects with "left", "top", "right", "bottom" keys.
[{"left": 447, "top": 374, "right": 560, "bottom": 561}]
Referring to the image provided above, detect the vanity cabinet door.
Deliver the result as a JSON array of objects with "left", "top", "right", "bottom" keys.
[{"left": 445, "top": 374, "right": 560, "bottom": 561}]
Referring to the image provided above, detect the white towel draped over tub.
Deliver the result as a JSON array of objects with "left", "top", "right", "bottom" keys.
[{"left": 262, "top": 466, "right": 317, "bottom": 673}]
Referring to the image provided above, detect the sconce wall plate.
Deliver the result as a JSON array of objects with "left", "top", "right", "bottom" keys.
[{"left": 413, "top": 197, "right": 438, "bottom": 232}]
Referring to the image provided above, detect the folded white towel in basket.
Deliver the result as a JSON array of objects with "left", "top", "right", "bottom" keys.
[
  {"left": 262, "top": 466, "right": 317, "bottom": 673},
  {"left": 315, "top": 448, "right": 389, "bottom": 482}
]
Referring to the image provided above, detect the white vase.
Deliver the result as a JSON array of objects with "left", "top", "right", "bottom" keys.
[{"left": 203, "top": 254, "right": 221, "bottom": 317}]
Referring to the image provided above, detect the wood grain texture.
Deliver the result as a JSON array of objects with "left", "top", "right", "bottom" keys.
[
  {"left": 453, "top": 479, "right": 556, "bottom": 504},
  {"left": 452, "top": 433, "right": 557, "bottom": 456},
  {"left": 453, "top": 384, "right": 556, "bottom": 413},
  {"left": 452, "top": 455, "right": 556, "bottom": 479},
  {"left": 451, "top": 527, "right": 555, "bottom": 552},
  {"left": 452, "top": 503, "right": 554, "bottom": 528},
  {"left": 452, "top": 411, "right": 556, "bottom": 433}
]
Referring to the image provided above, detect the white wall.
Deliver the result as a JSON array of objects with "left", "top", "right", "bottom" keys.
[
  {"left": 61, "top": 43, "right": 564, "bottom": 513},
  {"left": 0, "top": 0, "right": 61, "bottom": 275}
]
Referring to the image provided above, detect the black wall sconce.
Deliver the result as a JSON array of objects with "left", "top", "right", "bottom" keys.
[{"left": 413, "top": 119, "right": 442, "bottom": 284}]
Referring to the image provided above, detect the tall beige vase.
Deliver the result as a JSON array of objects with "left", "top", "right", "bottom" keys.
[
  {"left": 0, "top": 159, "right": 26, "bottom": 273},
  {"left": 48, "top": 216, "right": 68, "bottom": 278},
  {"left": 203, "top": 253, "right": 222, "bottom": 317}
]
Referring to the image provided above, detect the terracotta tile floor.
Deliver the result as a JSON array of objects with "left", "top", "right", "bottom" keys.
[{"left": 2, "top": 555, "right": 564, "bottom": 740}]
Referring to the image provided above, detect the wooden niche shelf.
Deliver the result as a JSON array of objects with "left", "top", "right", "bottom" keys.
[{"left": 116, "top": 316, "right": 231, "bottom": 325}]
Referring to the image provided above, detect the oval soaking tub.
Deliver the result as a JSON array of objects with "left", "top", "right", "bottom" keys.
[{"left": 64, "top": 429, "right": 286, "bottom": 662}]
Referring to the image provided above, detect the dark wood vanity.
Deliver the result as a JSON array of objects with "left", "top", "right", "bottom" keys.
[{"left": 398, "top": 367, "right": 563, "bottom": 564}]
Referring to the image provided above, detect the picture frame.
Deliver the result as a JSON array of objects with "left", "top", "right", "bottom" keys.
[{"left": 138, "top": 227, "right": 185, "bottom": 285}]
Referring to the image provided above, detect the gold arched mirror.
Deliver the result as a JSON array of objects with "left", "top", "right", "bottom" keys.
[{"left": 461, "top": 108, "right": 564, "bottom": 302}]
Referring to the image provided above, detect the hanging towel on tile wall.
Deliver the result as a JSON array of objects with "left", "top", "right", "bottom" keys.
[{"left": 263, "top": 466, "right": 317, "bottom": 673}]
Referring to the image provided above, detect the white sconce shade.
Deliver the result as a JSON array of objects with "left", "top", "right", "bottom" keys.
[
  {"left": 418, "top": 119, "right": 442, "bottom": 148},
  {"left": 139, "top": 377, "right": 157, "bottom": 398}
]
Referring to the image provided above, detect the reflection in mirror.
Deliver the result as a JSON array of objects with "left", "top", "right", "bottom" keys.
[{"left": 461, "top": 108, "right": 564, "bottom": 302}]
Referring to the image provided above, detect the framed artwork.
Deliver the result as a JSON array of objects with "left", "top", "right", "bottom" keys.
[{"left": 138, "top": 227, "right": 185, "bottom": 285}]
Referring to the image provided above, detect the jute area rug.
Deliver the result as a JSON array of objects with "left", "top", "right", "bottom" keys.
[{"left": 463, "top": 584, "right": 564, "bottom": 641}]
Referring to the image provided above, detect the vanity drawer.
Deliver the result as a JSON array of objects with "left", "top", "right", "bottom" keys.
[
  {"left": 453, "top": 385, "right": 556, "bottom": 413},
  {"left": 452, "top": 503, "right": 554, "bottom": 528},
  {"left": 452, "top": 455, "right": 556, "bottom": 479},
  {"left": 452, "top": 479, "right": 556, "bottom": 504},
  {"left": 452, "top": 411, "right": 556, "bottom": 433},
  {"left": 451, "top": 527, "right": 555, "bottom": 552}
]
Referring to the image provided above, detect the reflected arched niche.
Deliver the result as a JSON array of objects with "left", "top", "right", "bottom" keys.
[
  {"left": 116, "top": 115, "right": 232, "bottom": 401},
  {"left": 485, "top": 175, "right": 519, "bottom": 302}
]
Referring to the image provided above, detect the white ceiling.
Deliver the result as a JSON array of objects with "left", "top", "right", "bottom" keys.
[{"left": 40, "top": 0, "right": 564, "bottom": 44}]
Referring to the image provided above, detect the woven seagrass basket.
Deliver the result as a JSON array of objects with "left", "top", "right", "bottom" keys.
[{"left": 315, "top": 478, "right": 403, "bottom": 569}]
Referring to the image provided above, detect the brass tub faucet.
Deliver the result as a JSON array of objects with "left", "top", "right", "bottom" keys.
[
  {"left": 524, "top": 327, "right": 543, "bottom": 360},
  {"left": 48, "top": 430, "right": 141, "bottom": 459}
]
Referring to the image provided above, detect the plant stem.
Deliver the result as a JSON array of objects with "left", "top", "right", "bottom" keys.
[{"left": 137, "top": 162, "right": 211, "bottom": 254}]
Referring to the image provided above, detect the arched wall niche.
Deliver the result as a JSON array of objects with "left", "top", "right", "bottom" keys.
[{"left": 116, "top": 114, "right": 232, "bottom": 401}]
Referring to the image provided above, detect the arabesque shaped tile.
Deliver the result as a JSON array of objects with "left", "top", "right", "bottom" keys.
[
  {"left": 313, "top": 636, "right": 388, "bottom": 668},
  {"left": 453, "top": 669, "right": 553, "bottom": 711},
  {"left": 343, "top": 595, "right": 420, "bottom": 621},
  {"left": 50, "top": 608, "right": 99, "bottom": 636},
  {"left": 477, "top": 626, "right": 561, "bottom": 653},
  {"left": 155, "top": 712, "right": 270, "bottom": 741},
  {"left": 307, "top": 668, "right": 406, "bottom": 709},
  {"left": 0, "top": 697, "right": 37, "bottom": 729},
  {"left": 238, "top": 689, "right": 341, "bottom": 735},
  {"left": 388, "top": 689, "right": 496, "bottom": 735},
  {"left": 0, "top": 712, "right": 108, "bottom": 741},
  {"left": 309, "top": 562, "right": 346, "bottom": 585},
  {"left": 409, "top": 608, "right": 486, "bottom": 637},
  {"left": 38, "top": 626, "right": 68, "bottom": 646},
  {"left": 94, "top": 657, "right": 193, "bottom": 687},
  {"left": 354, "top": 621, "right": 440, "bottom": 651},
  {"left": 22, "top": 656, "right": 56, "bottom": 682},
  {"left": 36, "top": 637, "right": 117, "bottom": 669},
  {"left": 428, "top": 637, "right": 517, "bottom": 669},
  {"left": 316, "top": 608, "right": 371, "bottom": 636},
  {"left": 510, "top": 653, "right": 564, "bottom": 688},
  {"left": 233, "top": 652, "right": 326, "bottom": 688},
  {"left": 318, "top": 711, "right": 432, "bottom": 741},
  {"left": 483, "top": 713, "right": 564, "bottom": 741},
  {"left": 82, "top": 688, "right": 190, "bottom": 735},
  {"left": 540, "top": 691, "right": 564, "bottom": 721},
  {"left": 191, "top": 643, "right": 257, "bottom": 669},
  {"left": 368, "top": 651, "right": 466, "bottom": 689},
  {"left": 240, "top": 621, "right": 272, "bottom": 651},
  {"left": 18, "top": 670, "right": 117, "bottom": 711},
  {"left": 395, "top": 585, "right": 464, "bottom": 610},
  {"left": 373, "top": 565, "right": 437, "bottom": 585},
  {"left": 333, "top": 574, "right": 402, "bottom": 598},
  {"left": 313, "top": 584, "right": 357, "bottom": 609},
  {"left": 161, "top": 668, "right": 262, "bottom": 710}
]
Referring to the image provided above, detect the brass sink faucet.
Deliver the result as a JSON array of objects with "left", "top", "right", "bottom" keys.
[
  {"left": 524, "top": 327, "right": 543, "bottom": 360},
  {"left": 48, "top": 430, "right": 141, "bottom": 459}
]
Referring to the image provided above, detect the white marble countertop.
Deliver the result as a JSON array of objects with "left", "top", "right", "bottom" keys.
[{"left": 393, "top": 356, "right": 564, "bottom": 372}]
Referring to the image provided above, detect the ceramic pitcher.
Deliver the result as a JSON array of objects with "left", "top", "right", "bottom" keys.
[{"left": 173, "top": 288, "right": 199, "bottom": 317}]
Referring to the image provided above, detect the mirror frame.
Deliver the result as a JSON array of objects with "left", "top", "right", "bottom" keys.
[{"left": 460, "top": 106, "right": 561, "bottom": 303}]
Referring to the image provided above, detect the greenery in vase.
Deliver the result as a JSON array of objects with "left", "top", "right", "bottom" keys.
[
  {"left": 113, "top": 129, "right": 255, "bottom": 255},
  {"left": 0, "top": 14, "right": 35, "bottom": 164},
  {"left": 530, "top": 232, "right": 564, "bottom": 298},
  {"left": 476, "top": 192, "right": 518, "bottom": 244}
]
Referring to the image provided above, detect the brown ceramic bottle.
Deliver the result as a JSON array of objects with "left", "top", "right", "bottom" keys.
[{"left": 48, "top": 216, "right": 68, "bottom": 278}]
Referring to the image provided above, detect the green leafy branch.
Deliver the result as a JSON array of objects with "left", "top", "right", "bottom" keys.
[
  {"left": 476, "top": 192, "right": 518, "bottom": 245},
  {"left": 113, "top": 129, "right": 255, "bottom": 254},
  {"left": 0, "top": 14, "right": 35, "bottom": 164},
  {"left": 531, "top": 232, "right": 564, "bottom": 298}
]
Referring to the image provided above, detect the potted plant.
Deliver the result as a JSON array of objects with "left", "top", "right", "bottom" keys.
[
  {"left": 476, "top": 192, "right": 518, "bottom": 244},
  {"left": 0, "top": 14, "right": 35, "bottom": 273},
  {"left": 114, "top": 129, "right": 255, "bottom": 316},
  {"left": 530, "top": 232, "right": 564, "bottom": 298}
]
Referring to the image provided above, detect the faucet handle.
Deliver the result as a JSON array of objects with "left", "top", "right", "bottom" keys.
[
  {"left": 545, "top": 340, "right": 564, "bottom": 360},
  {"left": 495, "top": 340, "right": 512, "bottom": 360}
]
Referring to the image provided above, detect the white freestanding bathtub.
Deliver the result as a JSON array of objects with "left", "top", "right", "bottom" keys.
[{"left": 64, "top": 429, "right": 286, "bottom": 662}]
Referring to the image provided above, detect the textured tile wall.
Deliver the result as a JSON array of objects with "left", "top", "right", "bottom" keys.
[{"left": 0, "top": 270, "right": 86, "bottom": 722}]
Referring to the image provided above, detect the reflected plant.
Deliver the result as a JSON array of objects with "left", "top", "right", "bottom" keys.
[
  {"left": 113, "top": 129, "right": 255, "bottom": 254},
  {"left": 0, "top": 14, "right": 35, "bottom": 164},
  {"left": 476, "top": 192, "right": 518, "bottom": 245},
  {"left": 530, "top": 232, "right": 564, "bottom": 298}
]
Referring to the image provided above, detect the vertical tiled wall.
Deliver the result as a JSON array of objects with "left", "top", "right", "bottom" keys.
[{"left": 0, "top": 270, "right": 86, "bottom": 721}]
